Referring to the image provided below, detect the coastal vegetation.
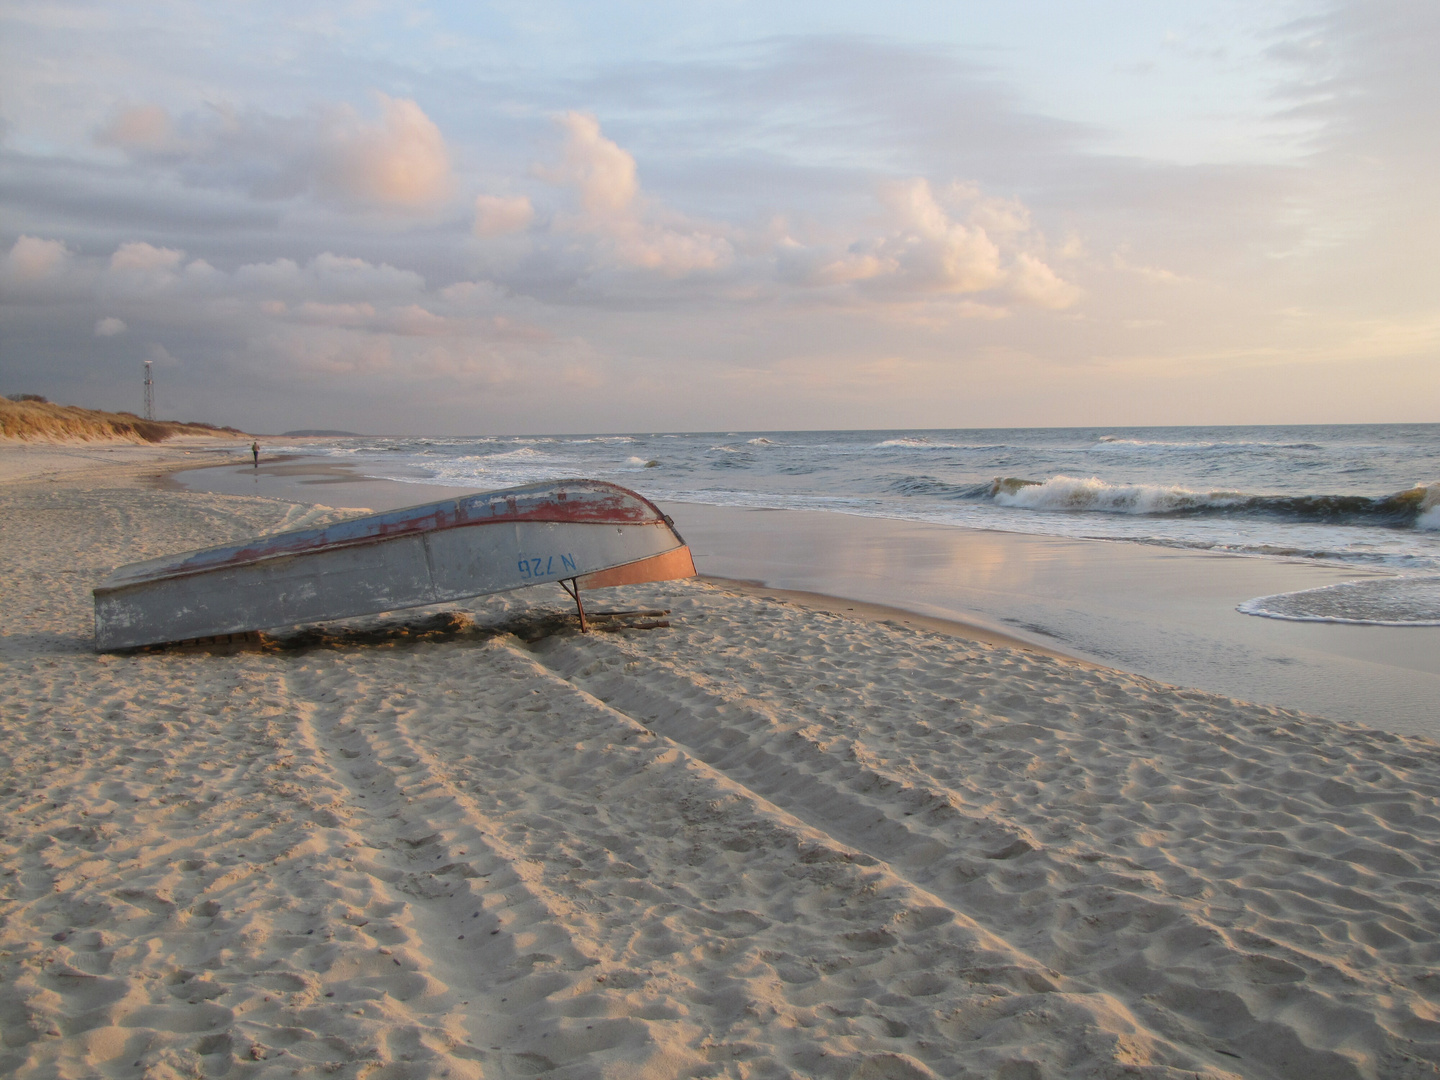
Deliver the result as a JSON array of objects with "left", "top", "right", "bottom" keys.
[{"left": 0, "top": 396, "right": 246, "bottom": 443}]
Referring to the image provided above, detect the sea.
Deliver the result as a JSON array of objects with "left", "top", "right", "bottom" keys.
[{"left": 265, "top": 424, "right": 1440, "bottom": 627}]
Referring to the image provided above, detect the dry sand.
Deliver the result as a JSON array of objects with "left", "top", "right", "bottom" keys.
[{"left": 3, "top": 448, "right": 1439, "bottom": 1079}]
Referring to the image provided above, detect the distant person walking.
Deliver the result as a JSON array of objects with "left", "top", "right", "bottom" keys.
[{"left": 251, "top": 441, "right": 259, "bottom": 467}]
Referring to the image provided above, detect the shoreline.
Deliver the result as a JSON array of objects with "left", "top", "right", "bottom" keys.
[
  {"left": 168, "top": 454, "right": 1440, "bottom": 737},
  {"left": 0, "top": 436, "right": 253, "bottom": 484}
]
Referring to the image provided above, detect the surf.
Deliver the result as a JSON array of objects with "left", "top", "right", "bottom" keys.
[{"left": 983, "top": 475, "right": 1440, "bottom": 529}]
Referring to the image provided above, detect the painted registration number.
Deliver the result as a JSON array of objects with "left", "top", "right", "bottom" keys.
[{"left": 517, "top": 553, "right": 578, "bottom": 579}]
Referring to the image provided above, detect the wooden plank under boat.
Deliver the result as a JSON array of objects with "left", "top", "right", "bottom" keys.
[{"left": 93, "top": 479, "right": 696, "bottom": 650}]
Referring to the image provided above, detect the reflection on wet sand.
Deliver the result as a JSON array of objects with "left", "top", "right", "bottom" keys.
[{"left": 667, "top": 502, "right": 1440, "bottom": 738}]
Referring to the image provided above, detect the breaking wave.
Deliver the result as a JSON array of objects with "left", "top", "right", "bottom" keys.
[
  {"left": 875, "top": 437, "right": 1005, "bottom": 451},
  {"left": 984, "top": 476, "right": 1440, "bottom": 529},
  {"left": 1094, "top": 435, "right": 1325, "bottom": 452}
]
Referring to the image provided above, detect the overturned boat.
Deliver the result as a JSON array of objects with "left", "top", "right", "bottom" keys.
[{"left": 93, "top": 479, "right": 696, "bottom": 650}]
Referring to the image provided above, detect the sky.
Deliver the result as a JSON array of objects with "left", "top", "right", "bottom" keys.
[{"left": 1, "top": 0, "right": 1436, "bottom": 435}]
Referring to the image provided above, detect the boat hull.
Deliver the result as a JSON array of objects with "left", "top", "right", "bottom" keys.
[{"left": 94, "top": 480, "right": 693, "bottom": 650}]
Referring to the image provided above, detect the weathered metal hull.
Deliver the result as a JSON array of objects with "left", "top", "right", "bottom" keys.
[{"left": 94, "top": 480, "right": 694, "bottom": 650}]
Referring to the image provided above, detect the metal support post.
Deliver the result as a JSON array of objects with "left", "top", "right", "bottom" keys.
[{"left": 559, "top": 578, "right": 589, "bottom": 632}]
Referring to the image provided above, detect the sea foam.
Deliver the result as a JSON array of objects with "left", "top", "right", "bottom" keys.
[
  {"left": 990, "top": 475, "right": 1241, "bottom": 515},
  {"left": 1239, "top": 576, "right": 1440, "bottom": 626},
  {"left": 988, "top": 475, "right": 1440, "bottom": 527}
]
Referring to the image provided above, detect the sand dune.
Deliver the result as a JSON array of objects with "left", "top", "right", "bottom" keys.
[
  {"left": 0, "top": 398, "right": 246, "bottom": 445},
  {"left": 2, "top": 455, "right": 1438, "bottom": 1078}
]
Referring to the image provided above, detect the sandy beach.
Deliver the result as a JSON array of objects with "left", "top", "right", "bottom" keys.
[{"left": 4, "top": 445, "right": 1440, "bottom": 1079}]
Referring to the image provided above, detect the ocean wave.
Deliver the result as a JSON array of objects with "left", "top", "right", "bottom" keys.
[
  {"left": 1115, "top": 536, "right": 1440, "bottom": 569},
  {"left": 877, "top": 437, "right": 935, "bottom": 448},
  {"left": 708, "top": 446, "right": 755, "bottom": 469},
  {"left": 1093, "top": 436, "right": 1325, "bottom": 452},
  {"left": 988, "top": 476, "right": 1440, "bottom": 528},
  {"left": 1094, "top": 436, "right": 1214, "bottom": 449},
  {"left": 886, "top": 475, "right": 991, "bottom": 499},
  {"left": 874, "top": 438, "right": 1003, "bottom": 451},
  {"left": 1239, "top": 576, "right": 1440, "bottom": 626}
]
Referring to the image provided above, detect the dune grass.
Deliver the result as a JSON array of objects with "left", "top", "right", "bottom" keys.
[{"left": 0, "top": 398, "right": 247, "bottom": 443}]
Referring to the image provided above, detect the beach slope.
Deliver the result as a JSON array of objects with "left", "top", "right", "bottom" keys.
[{"left": 2, "top": 453, "right": 1438, "bottom": 1079}]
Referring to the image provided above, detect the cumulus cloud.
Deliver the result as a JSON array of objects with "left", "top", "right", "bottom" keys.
[
  {"left": 1, "top": 237, "right": 94, "bottom": 301},
  {"left": 536, "top": 112, "right": 733, "bottom": 274},
  {"left": 84, "top": 98, "right": 1073, "bottom": 320},
  {"left": 867, "top": 178, "right": 1007, "bottom": 294},
  {"left": 291, "top": 301, "right": 377, "bottom": 327},
  {"left": 110, "top": 242, "right": 185, "bottom": 271},
  {"left": 314, "top": 95, "right": 452, "bottom": 208},
  {"left": 1009, "top": 252, "right": 1082, "bottom": 309},
  {"left": 233, "top": 253, "right": 426, "bottom": 300},
  {"left": 542, "top": 112, "right": 639, "bottom": 217},
  {"left": 473, "top": 194, "right": 534, "bottom": 237},
  {"left": 0, "top": 233, "right": 550, "bottom": 390},
  {"left": 4, "top": 236, "right": 70, "bottom": 280},
  {"left": 776, "top": 179, "right": 1077, "bottom": 310},
  {"left": 459, "top": 112, "right": 1075, "bottom": 312},
  {"left": 98, "top": 243, "right": 203, "bottom": 302},
  {"left": 5, "top": 238, "right": 429, "bottom": 321},
  {"left": 94, "top": 95, "right": 453, "bottom": 212}
]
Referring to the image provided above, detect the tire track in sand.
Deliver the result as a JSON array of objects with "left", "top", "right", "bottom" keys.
[
  {"left": 392, "top": 632, "right": 1235, "bottom": 1080},
  {"left": 528, "top": 602, "right": 1440, "bottom": 1080},
  {"left": 282, "top": 650, "right": 672, "bottom": 1079}
]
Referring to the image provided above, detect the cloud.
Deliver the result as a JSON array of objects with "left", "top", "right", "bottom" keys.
[
  {"left": 473, "top": 193, "right": 534, "bottom": 236},
  {"left": 1, "top": 236, "right": 96, "bottom": 302},
  {"left": 291, "top": 301, "right": 377, "bottom": 327},
  {"left": 866, "top": 178, "right": 1007, "bottom": 294},
  {"left": 775, "top": 179, "right": 1077, "bottom": 310},
  {"left": 381, "top": 304, "right": 454, "bottom": 337},
  {"left": 146, "top": 343, "right": 181, "bottom": 367},
  {"left": 314, "top": 95, "right": 453, "bottom": 208},
  {"left": 99, "top": 243, "right": 198, "bottom": 302},
  {"left": 94, "top": 95, "right": 454, "bottom": 212},
  {"left": 510, "top": 113, "right": 1069, "bottom": 309},
  {"left": 233, "top": 253, "right": 425, "bottom": 300},
  {"left": 537, "top": 112, "right": 733, "bottom": 274},
  {"left": 0, "top": 233, "right": 556, "bottom": 396},
  {"left": 1111, "top": 248, "right": 1190, "bottom": 284},
  {"left": 110, "top": 242, "right": 185, "bottom": 271},
  {"left": 97, "top": 105, "right": 176, "bottom": 152},
  {"left": 1009, "top": 252, "right": 1082, "bottom": 309},
  {"left": 543, "top": 112, "right": 638, "bottom": 217},
  {"left": 3, "top": 236, "right": 70, "bottom": 280}
]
